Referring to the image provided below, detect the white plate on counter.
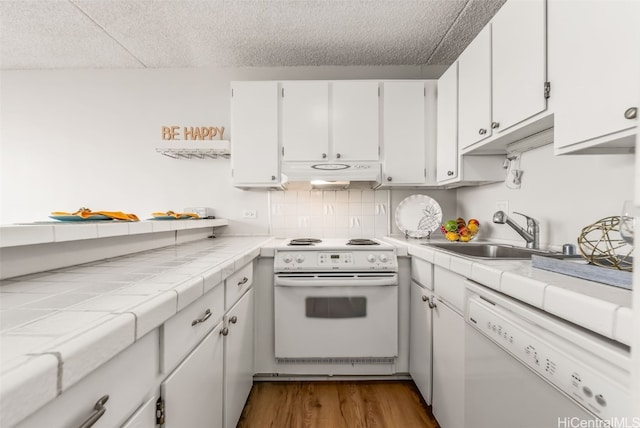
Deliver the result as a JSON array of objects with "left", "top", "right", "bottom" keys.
[{"left": 395, "top": 194, "right": 442, "bottom": 238}]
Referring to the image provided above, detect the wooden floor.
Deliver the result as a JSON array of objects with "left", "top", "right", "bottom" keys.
[{"left": 237, "top": 381, "right": 440, "bottom": 428}]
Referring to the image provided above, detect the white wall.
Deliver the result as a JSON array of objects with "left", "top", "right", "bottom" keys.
[
  {"left": 0, "top": 65, "right": 444, "bottom": 233},
  {"left": 456, "top": 143, "right": 635, "bottom": 248},
  {"left": 3, "top": 66, "right": 631, "bottom": 243}
]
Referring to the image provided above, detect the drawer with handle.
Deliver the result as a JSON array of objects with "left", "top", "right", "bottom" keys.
[
  {"left": 225, "top": 262, "right": 254, "bottom": 309},
  {"left": 162, "top": 282, "right": 224, "bottom": 374},
  {"left": 15, "top": 330, "right": 158, "bottom": 428}
]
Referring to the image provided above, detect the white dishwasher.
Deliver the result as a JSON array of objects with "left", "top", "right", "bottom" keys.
[{"left": 465, "top": 281, "right": 631, "bottom": 427}]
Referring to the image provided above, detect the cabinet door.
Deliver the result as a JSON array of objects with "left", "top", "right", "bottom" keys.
[
  {"left": 432, "top": 297, "right": 465, "bottom": 428},
  {"left": 550, "top": 0, "right": 639, "bottom": 152},
  {"left": 436, "top": 62, "right": 458, "bottom": 183},
  {"left": 382, "top": 81, "right": 426, "bottom": 184},
  {"left": 281, "top": 81, "right": 329, "bottom": 161},
  {"left": 492, "top": 0, "right": 546, "bottom": 133},
  {"left": 231, "top": 81, "right": 280, "bottom": 186},
  {"left": 161, "top": 324, "right": 224, "bottom": 428},
  {"left": 458, "top": 25, "right": 492, "bottom": 149},
  {"left": 332, "top": 81, "right": 380, "bottom": 161},
  {"left": 224, "top": 288, "right": 254, "bottom": 428},
  {"left": 409, "top": 281, "right": 432, "bottom": 405},
  {"left": 121, "top": 396, "right": 157, "bottom": 428}
]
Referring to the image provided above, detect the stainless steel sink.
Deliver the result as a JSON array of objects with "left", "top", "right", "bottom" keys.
[{"left": 425, "top": 242, "right": 558, "bottom": 260}]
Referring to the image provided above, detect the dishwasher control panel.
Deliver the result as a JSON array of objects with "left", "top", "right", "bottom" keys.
[{"left": 468, "top": 297, "right": 630, "bottom": 422}]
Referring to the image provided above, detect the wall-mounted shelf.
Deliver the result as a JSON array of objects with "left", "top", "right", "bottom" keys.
[
  {"left": 156, "top": 140, "right": 230, "bottom": 159},
  {"left": 156, "top": 148, "right": 230, "bottom": 159}
]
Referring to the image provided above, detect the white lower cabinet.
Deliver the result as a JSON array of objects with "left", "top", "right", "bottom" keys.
[
  {"left": 223, "top": 288, "right": 255, "bottom": 428},
  {"left": 159, "top": 277, "right": 255, "bottom": 428},
  {"left": 431, "top": 267, "right": 466, "bottom": 428},
  {"left": 409, "top": 280, "right": 433, "bottom": 405},
  {"left": 121, "top": 396, "right": 158, "bottom": 428},
  {"left": 432, "top": 297, "right": 465, "bottom": 428},
  {"left": 161, "top": 323, "right": 225, "bottom": 428},
  {"left": 16, "top": 330, "right": 159, "bottom": 428}
]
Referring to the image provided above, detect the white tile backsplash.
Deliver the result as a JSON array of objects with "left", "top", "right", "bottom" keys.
[{"left": 269, "top": 190, "right": 389, "bottom": 238}]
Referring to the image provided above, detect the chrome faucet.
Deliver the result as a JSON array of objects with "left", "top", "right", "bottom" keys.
[{"left": 492, "top": 211, "right": 540, "bottom": 249}]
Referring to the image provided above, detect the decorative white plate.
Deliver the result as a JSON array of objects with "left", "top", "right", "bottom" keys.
[{"left": 395, "top": 194, "right": 443, "bottom": 238}]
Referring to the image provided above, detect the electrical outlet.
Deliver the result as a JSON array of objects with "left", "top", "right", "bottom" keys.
[
  {"left": 496, "top": 201, "right": 509, "bottom": 214},
  {"left": 242, "top": 210, "right": 257, "bottom": 219}
]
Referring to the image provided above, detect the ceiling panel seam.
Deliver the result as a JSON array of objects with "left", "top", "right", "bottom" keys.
[
  {"left": 68, "top": 0, "right": 148, "bottom": 68},
  {"left": 425, "top": 0, "right": 472, "bottom": 65}
]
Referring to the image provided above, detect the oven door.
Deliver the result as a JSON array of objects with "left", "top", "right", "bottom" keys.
[{"left": 274, "top": 273, "right": 398, "bottom": 359}]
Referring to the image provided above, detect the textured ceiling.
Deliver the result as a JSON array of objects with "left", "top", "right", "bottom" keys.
[{"left": 0, "top": 0, "right": 506, "bottom": 70}]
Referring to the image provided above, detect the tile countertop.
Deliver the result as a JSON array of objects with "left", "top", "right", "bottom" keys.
[
  {"left": 0, "top": 235, "right": 273, "bottom": 427},
  {"left": 0, "top": 218, "right": 229, "bottom": 248},
  {"left": 383, "top": 236, "right": 633, "bottom": 347}
]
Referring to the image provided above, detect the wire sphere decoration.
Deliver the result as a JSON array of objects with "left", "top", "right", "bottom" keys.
[{"left": 577, "top": 216, "right": 633, "bottom": 271}]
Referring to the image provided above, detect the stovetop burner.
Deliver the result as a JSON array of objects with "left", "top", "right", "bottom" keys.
[
  {"left": 288, "top": 238, "right": 322, "bottom": 246},
  {"left": 346, "top": 238, "right": 380, "bottom": 246}
]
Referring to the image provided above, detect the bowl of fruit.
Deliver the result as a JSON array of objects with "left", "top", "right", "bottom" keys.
[{"left": 441, "top": 218, "right": 480, "bottom": 242}]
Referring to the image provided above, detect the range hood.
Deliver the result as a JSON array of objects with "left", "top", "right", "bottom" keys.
[{"left": 281, "top": 161, "right": 381, "bottom": 189}]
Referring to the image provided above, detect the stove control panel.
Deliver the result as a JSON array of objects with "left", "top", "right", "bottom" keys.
[
  {"left": 467, "top": 297, "right": 630, "bottom": 421},
  {"left": 318, "top": 252, "right": 353, "bottom": 266},
  {"left": 275, "top": 250, "right": 397, "bottom": 271}
]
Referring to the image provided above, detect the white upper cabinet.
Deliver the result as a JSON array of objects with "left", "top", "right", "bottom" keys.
[
  {"left": 230, "top": 81, "right": 280, "bottom": 187},
  {"left": 458, "top": 0, "right": 549, "bottom": 154},
  {"left": 437, "top": 62, "right": 459, "bottom": 182},
  {"left": 381, "top": 81, "right": 427, "bottom": 185},
  {"left": 438, "top": 60, "right": 507, "bottom": 186},
  {"left": 458, "top": 25, "right": 492, "bottom": 150},
  {"left": 492, "top": 0, "right": 547, "bottom": 134},
  {"left": 281, "top": 81, "right": 379, "bottom": 163},
  {"left": 281, "top": 81, "right": 329, "bottom": 162},
  {"left": 549, "top": 0, "right": 638, "bottom": 154},
  {"left": 332, "top": 81, "right": 380, "bottom": 161}
]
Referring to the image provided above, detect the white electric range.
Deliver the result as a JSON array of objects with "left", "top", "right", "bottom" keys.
[{"left": 272, "top": 238, "right": 400, "bottom": 366}]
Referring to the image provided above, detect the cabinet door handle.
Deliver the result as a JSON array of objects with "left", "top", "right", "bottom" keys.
[
  {"left": 428, "top": 297, "right": 437, "bottom": 309},
  {"left": 229, "top": 315, "right": 238, "bottom": 324},
  {"left": 191, "top": 308, "right": 212, "bottom": 326},
  {"left": 478, "top": 128, "right": 487, "bottom": 135},
  {"left": 624, "top": 107, "right": 637, "bottom": 120},
  {"left": 78, "top": 395, "right": 109, "bottom": 428},
  {"left": 238, "top": 276, "right": 249, "bottom": 286},
  {"left": 336, "top": 153, "right": 341, "bottom": 159},
  {"left": 491, "top": 122, "right": 500, "bottom": 129},
  {"left": 271, "top": 175, "right": 276, "bottom": 181},
  {"left": 421, "top": 295, "right": 428, "bottom": 302},
  {"left": 322, "top": 153, "right": 327, "bottom": 159},
  {"left": 447, "top": 170, "right": 454, "bottom": 176},
  {"left": 387, "top": 176, "right": 393, "bottom": 182},
  {"left": 220, "top": 327, "right": 229, "bottom": 336}
]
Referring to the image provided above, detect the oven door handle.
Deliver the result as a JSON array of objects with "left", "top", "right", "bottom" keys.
[{"left": 275, "top": 276, "right": 398, "bottom": 287}]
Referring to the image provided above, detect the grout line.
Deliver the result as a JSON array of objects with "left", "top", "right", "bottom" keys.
[{"left": 68, "top": 0, "right": 148, "bottom": 68}]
